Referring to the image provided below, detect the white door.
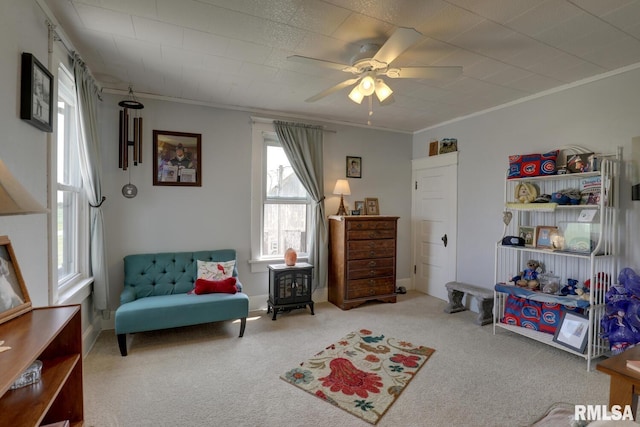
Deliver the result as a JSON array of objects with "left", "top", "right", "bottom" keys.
[{"left": 411, "top": 153, "right": 458, "bottom": 301}]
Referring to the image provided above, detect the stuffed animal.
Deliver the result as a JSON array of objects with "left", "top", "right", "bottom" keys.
[
  {"left": 512, "top": 259, "right": 542, "bottom": 290},
  {"left": 560, "top": 278, "right": 579, "bottom": 296},
  {"left": 514, "top": 183, "right": 538, "bottom": 203}
]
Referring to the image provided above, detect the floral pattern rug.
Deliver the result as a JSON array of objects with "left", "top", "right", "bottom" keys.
[{"left": 280, "top": 329, "right": 435, "bottom": 425}]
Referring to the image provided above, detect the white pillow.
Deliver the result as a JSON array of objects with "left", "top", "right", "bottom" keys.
[{"left": 197, "top": 260, "right": 235, "bottom": 280}]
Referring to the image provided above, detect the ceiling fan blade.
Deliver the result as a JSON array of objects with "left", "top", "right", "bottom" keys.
[
  {"left": 288, "top": 55, "right": 351, "bottom": 72},
  {"left": 384, "top": 66, "right": 463, "bottom": 79},
  {"left": 305, "top": 78, "right": 360, "bottom": 102},
  {"left": 372, "top": 27, "right": 423, "bottom": 65}
]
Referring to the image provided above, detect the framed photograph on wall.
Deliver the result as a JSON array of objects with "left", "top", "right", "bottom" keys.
[
  {"left": 365, "top": 198, "right": 379, "bottom": 215},
  {"left": 20, "top": 52, "right": 53, "bottom": 132},
  {"left": 346, "top": 156, "right": 362, "bottom": 178},
  {"left": 553, "top": 311, "right": 589, "bottom": 353},
  {"left": 0, "top": 235, "right": 32, "bottom": 326},
  {"left": 153, "top": 130, "right": 202, "bottom": 186}
]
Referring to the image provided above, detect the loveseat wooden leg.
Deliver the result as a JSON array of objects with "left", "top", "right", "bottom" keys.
[
  {"left": 118, "top": 334, "right": 128, "bottom": 356},
  {"left": 239, "top": 317, "right": 246, "bottom": 337}
]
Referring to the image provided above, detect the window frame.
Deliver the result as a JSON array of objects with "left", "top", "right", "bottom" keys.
[
  {"left": 50, "top": 47, "right": 90, "bottom": 305},
  {"left": 250, "top": 120, "right": 311, "bottom": 272}
]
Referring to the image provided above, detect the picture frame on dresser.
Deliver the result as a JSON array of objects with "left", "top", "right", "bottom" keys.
[
  {"left": 553, "top": 311, "right": 589, "bottom": 353},
  {"left": 0, "top": 235, "right": 32, "bottom": 325},
  {"left": 364, "top": 198, "right": 379, "bottom": 215}
]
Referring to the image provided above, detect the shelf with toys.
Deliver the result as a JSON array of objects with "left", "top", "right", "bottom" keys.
[{"left": 493, "top": 147, "right": 622, "bottom": 370}]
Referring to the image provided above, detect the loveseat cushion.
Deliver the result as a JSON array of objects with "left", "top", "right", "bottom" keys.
[{"left": 115, "top": 292, "right": 249, "bottom": 335}]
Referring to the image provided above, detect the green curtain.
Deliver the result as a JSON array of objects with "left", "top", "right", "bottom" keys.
[
  {"left": 73, "top": 54, "right": 110, "bottom": 313},
  {"left": 274, "top": 121, "right": 327, "bottom": 290}
]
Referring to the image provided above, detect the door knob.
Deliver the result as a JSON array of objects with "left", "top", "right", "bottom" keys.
[{"left": 441, "top": 234, "right": 448, "bottom": 247}]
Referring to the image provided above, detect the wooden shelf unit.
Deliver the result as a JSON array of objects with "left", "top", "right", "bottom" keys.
[{"left": 0, "top": 305, "right": 83, "bottom": 427}]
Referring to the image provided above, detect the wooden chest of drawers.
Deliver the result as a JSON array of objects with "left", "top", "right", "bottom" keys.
[{"left": 328, "top": 215, "right": 399, "bottom": 310}]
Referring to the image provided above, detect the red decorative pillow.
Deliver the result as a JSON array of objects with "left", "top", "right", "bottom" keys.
[{"left": 192, "top": 277, "right": 237, "bottom": 295}]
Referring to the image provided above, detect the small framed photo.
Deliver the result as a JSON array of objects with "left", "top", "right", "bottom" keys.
[
  {"left": 20, "top": 53, "right": 53, "bottom": 132},
  {"left": 153, "top": 130, "right": 202, "bottom": 187},
  {"left": 429, "top": 140, "right": 439, "bottom": 156},
  {"left": 0, "top": 235, "right": 32, "bottom": 325},
  {"left": 518, "top": 226, "right": 537, "bottom": 247},
  {"left": 566, "top": 153, "right": 593, "bottom": 173},
  {"left": 553, "top": 311, "right": 589, "bottom": 353},
  {"left": 364, "top": 198, "right": 379, "bottom": 215},
  {"left": 439, "top": 138, "right": 457, "bottom": 154},
  {"left": 535, "top": 226, "right": 558, "bottom": 249},
  {"left": 346, "top": 156, "right": 362, "bottom": 178},
  {"left": 354, "top": 201, "right": 364, "bottom": 213}
]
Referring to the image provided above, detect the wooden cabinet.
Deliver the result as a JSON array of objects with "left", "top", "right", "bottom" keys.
[
  {"left": 267, "top": 263, "right": 314, "bottom": 320},
  {"left": 328, "top": 215, "right": 399, "bottom": 310},
  {"left": 0, "top": 305, "right": 83, "bottom": 426}
]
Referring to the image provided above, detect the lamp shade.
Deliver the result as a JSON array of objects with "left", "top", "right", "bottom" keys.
[
  {"left": 358, "top": 74, "right": 375, "bottom": 96},
  {"left": 348, "top": 86, "right": 365, "bottom": 104},
  {"left": 333, "top": 179, "right": 351, "bottom": 195},
  {"left": 0, "top": 158, "right": 46, "bottom": 215},
  {"left": 375, "top": 79, "right": 393, "bottom": 102}
]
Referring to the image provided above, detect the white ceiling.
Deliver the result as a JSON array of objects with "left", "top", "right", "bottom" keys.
[{"left": 43, "top": 0, "right": 640, "bottom": 133}]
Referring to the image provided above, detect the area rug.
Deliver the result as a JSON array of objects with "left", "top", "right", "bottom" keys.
[{"left": 280, "top": 329, "right": 435, "bottom": 425}]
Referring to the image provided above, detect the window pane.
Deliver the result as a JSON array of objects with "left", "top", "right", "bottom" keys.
[
  {"left": 263, "top": 203, "right": 307, "bottom": 256},
  {"left": 265, "top": 145, "right": 307, "bottom": 198},
  {"left": 57, "top": 190, "right": 77, "bottom": 280}
]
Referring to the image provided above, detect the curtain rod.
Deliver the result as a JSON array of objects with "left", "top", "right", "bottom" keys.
[{"left": 251, "top": 117, "right": 337, "bottom": 133}]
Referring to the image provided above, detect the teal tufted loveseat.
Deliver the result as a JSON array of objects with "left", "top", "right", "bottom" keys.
[{"left": 115, "top": 249, "right": 249, "bottom": 356}]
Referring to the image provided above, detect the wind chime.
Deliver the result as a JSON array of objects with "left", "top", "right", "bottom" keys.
[{"left": 118, "top": 86, "right": 144, "bottom": 198}]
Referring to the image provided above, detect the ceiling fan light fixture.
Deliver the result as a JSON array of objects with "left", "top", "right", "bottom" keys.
[
  {"left": 348, "top": 86, "right": 364, "bottom": 104},
  {"left": 358, "top": 74, "right": 375, "bottom": 96},
  {"left": 374, "top": 79, "right": 393, "bottom": 102}
]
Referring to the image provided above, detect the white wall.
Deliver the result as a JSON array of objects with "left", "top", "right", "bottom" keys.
[
  {"left": 0, "top": 1, "right": 51, "bottom": 307},
  {"left": 99, "top": 94, "right": 413, "bottom": 311},
  {"left": 413, "top": 67, "right": 640, "bottom": 291}
]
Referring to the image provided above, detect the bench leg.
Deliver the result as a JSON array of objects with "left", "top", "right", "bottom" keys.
[
  {"left": 118, "top": 334, "right": 128, "bottom": 357},
  {"left": 444, "top": 289, "right": 465, "bottom": 313},
  {"left": 239, "top": 317, "right": 246, "bottom": 337},
  {"left": 475, "top": 297, "right": 494, "bottom": 326}
]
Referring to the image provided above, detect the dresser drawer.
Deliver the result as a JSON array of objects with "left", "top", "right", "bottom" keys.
[
  {"left": 347, "top": 240, "right": 395, "bottom": 259},
  {"left": 346, "top": 220, "right": 395, "bottom": 231},
  {"left": 347, "top": 229, "right": 395, "bottom": 240},
  {"left": 346, "top": 277, "right": 395, "bottom": 299},
  {"left": 348, "top": 266, "right": 394, "bottom": 280},
  {"left": 348, "top": 258, "right": 394, "bottom": 270}
]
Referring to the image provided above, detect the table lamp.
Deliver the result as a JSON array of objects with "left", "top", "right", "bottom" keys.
[{"left": 333, "top": 179, "right": 351, "bottom": 216}]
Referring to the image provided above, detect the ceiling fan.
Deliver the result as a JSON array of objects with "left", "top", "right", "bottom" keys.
[{"left": 288, "top": 27, "right": 462, "bottom": 105}]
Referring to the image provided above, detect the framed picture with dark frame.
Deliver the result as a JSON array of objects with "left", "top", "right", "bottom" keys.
[
  {"left": 365, "top": 197, "right": 379, "bottom": 215},
  {"left": 346, "top": 156, "right": 362, "bottom": 178},
  {"left": 20, "top": 52, "right": 53, "bottom": 132},
  {"left": 153, "top": 130, "right": 202, "bottom": 187},
  {"left": 0, "top": 235, "right": 32, "bottom": 326},
  {"left": 354, "top": 201, "right": 364, "bottom": 213},
  {"left": 552, "top": 311, "right": 589, "bottom": 353}
]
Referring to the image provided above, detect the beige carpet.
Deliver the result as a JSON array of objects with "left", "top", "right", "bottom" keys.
[{"left": 83, "top": 291, "right": 609, "bottom": 427}]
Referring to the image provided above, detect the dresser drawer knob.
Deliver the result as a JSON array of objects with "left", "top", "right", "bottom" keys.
[
  {"left": 369, "top": 251, "right": 376, "bottom": 256},
  {"left": 368, "top": 261, "right": 376, "bottom": 267},
  {"left": 369, "top": 289, "right": 375, "bottom": 295},
  {"left": 369, "top": 270, "right": 376, "bottom": 276}
]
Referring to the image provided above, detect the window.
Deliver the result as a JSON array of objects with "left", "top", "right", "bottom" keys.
[
  {"left": 53, "top": 57, "right": 88, "bottom": 299},
  {"left": 251, "top": 121, "right": 310, "bottom": 270}
]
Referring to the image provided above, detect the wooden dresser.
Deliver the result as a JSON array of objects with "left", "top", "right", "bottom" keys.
[{"left": 328, "top": 215, "right": 399, "bottom": 310}]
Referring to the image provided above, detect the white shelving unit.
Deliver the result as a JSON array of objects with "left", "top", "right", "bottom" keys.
[{"left": 494, "top": 147, "right": 622, "bottom": 370}]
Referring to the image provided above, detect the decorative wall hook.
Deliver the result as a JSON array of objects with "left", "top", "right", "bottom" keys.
[{"left": 118, "top": 86, "right": 144, "bottom": 170}]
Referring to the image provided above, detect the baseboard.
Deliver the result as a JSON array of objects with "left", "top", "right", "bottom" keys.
[{"left": 83, "top": 314, "right": 104, "bottom": 358}]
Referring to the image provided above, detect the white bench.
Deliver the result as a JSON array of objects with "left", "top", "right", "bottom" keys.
[{"left": 444, "top": 281, "right": 494, "bottom": 326}]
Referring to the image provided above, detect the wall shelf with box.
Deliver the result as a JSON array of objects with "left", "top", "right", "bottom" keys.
[{"left": 494, "top": 147, "right": 621, "bottom": 370}]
